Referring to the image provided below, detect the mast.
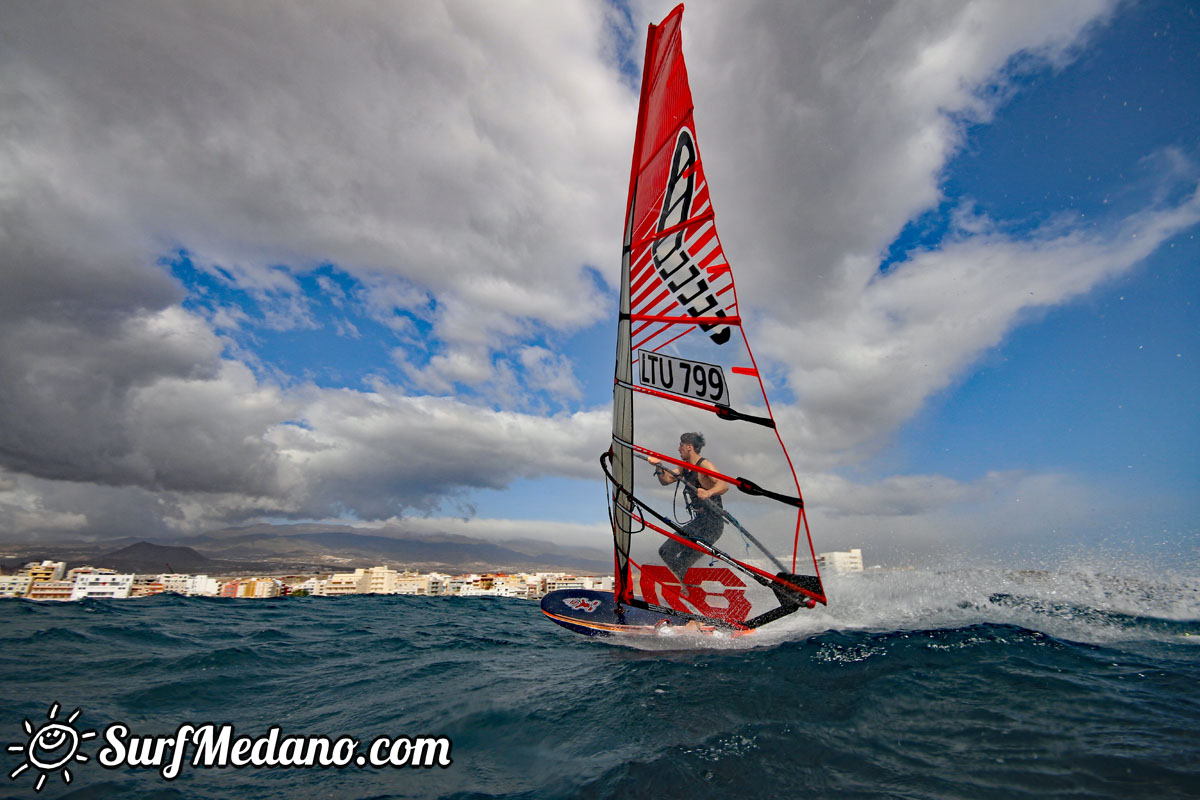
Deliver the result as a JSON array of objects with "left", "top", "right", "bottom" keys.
[{"left": 612, "top": 14, "right": 662, "bottom": 605}]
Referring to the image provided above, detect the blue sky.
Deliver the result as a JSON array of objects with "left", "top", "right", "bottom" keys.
[
  {"left": 875, "top": 0, "right": 1200, "bottom": 479},
  {"left": 0, "top": 0, "right": 1196, "bottom": 565}
]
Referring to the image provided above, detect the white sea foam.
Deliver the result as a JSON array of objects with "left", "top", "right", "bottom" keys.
[
  {"left": 617, "top": 559, "right": 1200, "bottom": 651},
  {"left": 772, "top": 561, "right": 1200, "bottom": 646}
]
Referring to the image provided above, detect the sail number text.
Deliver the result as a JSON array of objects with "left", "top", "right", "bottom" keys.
[{"left": 638, "top": 350, "right": 729, "bottom": 407}]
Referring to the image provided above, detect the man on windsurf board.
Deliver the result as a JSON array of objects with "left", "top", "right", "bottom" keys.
[{"left": 647, "top": 432, "right": 728, "bottom": 582}]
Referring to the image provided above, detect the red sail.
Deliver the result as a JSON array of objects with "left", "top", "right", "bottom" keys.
[{"left": 608, "top": 4, "right": 824, "bottom": 629}]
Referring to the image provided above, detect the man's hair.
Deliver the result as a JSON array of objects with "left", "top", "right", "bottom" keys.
[{"left": 680, "top": 432, "right": 705, "bottom": 452}]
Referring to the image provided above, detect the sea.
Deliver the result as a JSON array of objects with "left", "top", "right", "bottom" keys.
[{"left": 1, "top": 563, "right": 1197, "bottom": 800}]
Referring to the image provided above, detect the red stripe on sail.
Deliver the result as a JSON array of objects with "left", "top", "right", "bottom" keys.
[
  {"left": 632, "top": 284, "right": 671, "bottom": 313},
  {"left": 630, "top": 271, "right": 652, "bottom": 299},
  {"left": 630, "top": 256, "right": 653, "bottom": 286},
  {"left": 630, "top": 211, "right": 716, "bottom": 253},
  {"left": 631, "top": 297, "right": 679, "bottom": 336},
  {"left": 631, "top": 323, "right": 677, "bottom": 351},
  {"left": 686, "top": 223, "right": 718, "bottom": 257},
  {"left": 646, "top": 325, "right": 693, "bottom": 353}
]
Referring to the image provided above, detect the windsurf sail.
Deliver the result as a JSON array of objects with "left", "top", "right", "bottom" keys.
[{"left": 606, "top": 4, "right": 825, "bottom": 630}]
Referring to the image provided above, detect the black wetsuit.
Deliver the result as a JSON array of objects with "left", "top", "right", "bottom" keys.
[{"left": 657, "top": 458, "right": 725, "bottom": 582}]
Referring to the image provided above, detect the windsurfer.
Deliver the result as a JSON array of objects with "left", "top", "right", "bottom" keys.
[{"left": 647, "top": 432, "right": 728, "bottom": 583}]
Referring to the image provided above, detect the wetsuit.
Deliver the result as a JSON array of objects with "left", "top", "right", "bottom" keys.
[{"left": 657, "top": 458, "right": 725, "bottom": 582}]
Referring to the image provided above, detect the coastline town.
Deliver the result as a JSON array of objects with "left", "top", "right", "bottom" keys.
[{"left": 0, "top": 548, "right": 864, "bottom": 602}]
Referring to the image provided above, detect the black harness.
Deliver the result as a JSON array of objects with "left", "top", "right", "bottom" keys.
[{"left": 680, "top": 457, "right": 723, "bottom": 522}]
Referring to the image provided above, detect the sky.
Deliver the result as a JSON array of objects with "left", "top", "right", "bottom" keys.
[{"left": 0, "top": 0, "right": 1196, "bottom": 566}]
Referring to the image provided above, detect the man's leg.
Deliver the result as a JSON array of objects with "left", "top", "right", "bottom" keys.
[
  {"left": 660, "top": 540, "right": 699, "bottom": 583},
  {"left": 657, "top": 525, "right": 706, "bottom": 584}
]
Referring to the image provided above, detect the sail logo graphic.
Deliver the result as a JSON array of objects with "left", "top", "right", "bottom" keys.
[
  {"left": 652, "top": 128, "right": 731, "bottom": 345},
  {"left": 563, "top": 597, "right": 601, "bottom": 613},
  {"left": 639, "top": 566, "right": 752, "bottom": 624},
  {"left": 6, "top": 704, "right": 95, "bottom": 793}
]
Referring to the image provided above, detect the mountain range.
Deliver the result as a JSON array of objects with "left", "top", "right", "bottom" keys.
[{"left": 0, "top": 523, "right": 610, "bottom": 576}]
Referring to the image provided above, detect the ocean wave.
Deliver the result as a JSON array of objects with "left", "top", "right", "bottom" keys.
[{"left": 1, "top": 567, "right": 1197, "bottom": 799}]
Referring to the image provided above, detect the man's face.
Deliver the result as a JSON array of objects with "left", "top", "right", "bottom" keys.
[{"left": 678, "top": 440, "right": 692, "bottom": 459}]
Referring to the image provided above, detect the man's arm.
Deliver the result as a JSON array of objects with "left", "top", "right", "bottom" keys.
[
  {"left": 696, "top": 462, "right": 729, "bottom": 500},
  {"left": 647, "top": 456, "right": 680, "bottom": 485}
]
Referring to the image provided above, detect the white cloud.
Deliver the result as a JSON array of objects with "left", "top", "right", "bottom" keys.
[
  {"left": 805, "top": 471, "right": 1001, "bottom": 519},
  {"left": 665, "top": 0, "right": 1117, "bottom": 310},
  {"left": 0, "top": 0, "right": 631, "bottom": 533},
  {"left": 265, "top": 387, "right": 608, "bottom": 520},
  {"left": 0, "top": 474, "right": 89, "bottom": 536},
  {"left": 353, "top": 515, "right": 611, "bottom": 551},
  {"left": 765, "top": 188, "right": 1200, "bottom": 465},
  {"left": 0, "top": 0, "right": 1192, "bottom": 552},
  {"left": 807, "top": 470, "right": 1123, "bottom": 564},
  {"left": 518, "top": 346, "right": 583, "bottom": 402},
  {"left": 616, "top": 0, "right": 1198, "bottom": 476},
  {"left": 1, "top": 0, "right": 633, "bottom": 373}
]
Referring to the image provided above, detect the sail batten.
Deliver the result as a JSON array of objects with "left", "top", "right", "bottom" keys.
[
  {"left": 630, "top": 212, "right": 715, "bottom": 252},
  {"left": 630, "top": 314, "right": 741, "bottom": 325}
]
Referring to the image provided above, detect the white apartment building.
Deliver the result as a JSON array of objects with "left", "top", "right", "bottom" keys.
[
  {"left": 130, "top": 578, "right": 165, "bottom": 597},
  {"left": 68, "top": 566, "right": 116, "bottom": 581},
  {"left": 325, "top": 569, "right": 372, "bottom": 595},
  {"left": 524, "top": 573, "right": 562, "bottom": 598},
  {"left": 27, "top": 580, "right": 74, "bottom": 601},
  {"left": 185, "top": 575, "right": 221, "bottom": 596},
  {"left": 585, "top": 575, "right": 614, "bottom": 592},
  {"left": 292, "top": 577, "right": 328, "bottom": 596},
  {"left": 157, "top": 574, "right": 191, "bottom": 594},
  {"left": 365, "top": 566, "right": 399, "bottom": 594},
  {"left": 459, "top": 577, "right": 527, "bottom": 597},
  {"left": 0, "top": 575, "right": 32, "bottom": 597},
  {"left": 394, "top": 572, "right": 444, "bottom": 596},
  {"left": 545, "top": 575, "right": 584, "bottom": 592},
  {"left": 817, "top": 548, "right": 864, "bottom": 574},
  {"left": 20, "top": 560, "right": 66, "bottom": 582},
  {"left": 545, "top": 575, "right": 613, "bottom": 592},
  {"left": 443, "top": 574, "right": 482, "bottom": 596},
  {"left": 490, "top": 574, "right": 534, "bottom": 599},
  {"left": 70, "top": 573, "right": 134, "bottom": 600}
]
